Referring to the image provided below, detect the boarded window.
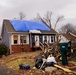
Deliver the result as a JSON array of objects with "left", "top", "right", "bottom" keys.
[{"left": 14, "top": 35, "right": 18, "bottom": 44}]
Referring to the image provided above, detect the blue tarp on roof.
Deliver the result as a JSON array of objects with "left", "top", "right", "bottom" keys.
[{"left": 10, "top": 20, "right": 50, "bottom": 32}]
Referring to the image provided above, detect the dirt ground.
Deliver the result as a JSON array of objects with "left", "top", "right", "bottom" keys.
[{"left": 0, "top": 51, "right": 76, "bottom": 75}]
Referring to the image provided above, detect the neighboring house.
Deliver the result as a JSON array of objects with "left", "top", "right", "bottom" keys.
[
  {"left": 1, "top": 19, "right": 57, "bottom": 54},
  {"left": 59, "top": 32, "right": 76, "bottom": 49}
]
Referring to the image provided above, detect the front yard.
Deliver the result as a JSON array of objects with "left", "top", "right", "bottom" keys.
[{"left": 0, "top": 51, "right": 76, "bottom": 75}]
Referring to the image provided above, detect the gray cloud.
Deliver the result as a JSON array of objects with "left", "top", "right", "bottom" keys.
[{"left": 0, "top": 0, "right": 76, "bottom": 31}]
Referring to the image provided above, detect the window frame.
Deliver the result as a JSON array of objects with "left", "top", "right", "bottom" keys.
[
  {"left": 20, "top": 35, "right": 27, "bottom": 44},
  {"left": 51, "top": 35, "right": 55, "bottom": 43},
  {"left": 13, "top": 35, "right": 18, "bottom": 44}
]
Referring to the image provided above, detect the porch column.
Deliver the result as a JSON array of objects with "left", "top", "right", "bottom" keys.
[
  {"left": 18, "top": 35, "right": 20, "bottom": 44},
  {"left": 30, "top": 33, "right": 32, "bottom": 47}
]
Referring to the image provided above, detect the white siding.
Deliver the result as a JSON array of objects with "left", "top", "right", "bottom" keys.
[{"left": 59, "top": 35, "right": 69, "bottom": 42}]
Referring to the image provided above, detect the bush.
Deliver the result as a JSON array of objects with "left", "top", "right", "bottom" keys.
[{"left": 0, "top": 44, "right": 8, "bottom": 58}]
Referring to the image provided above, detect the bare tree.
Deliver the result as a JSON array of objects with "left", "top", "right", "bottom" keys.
[
  {"left": 34, "top": 11, "right": 64, "bottom": 30},
  {"left": 14, "top": 12, "right": 26, "bottom": 20},
  {"left": 54, "top": 16, "right": 64, "bottom": 29},
  {"left": 58, "top": 23, "right": 76, "bottom": 33},
  {"left": 19, "top": 12, "right": 26, "bottom": 20}
]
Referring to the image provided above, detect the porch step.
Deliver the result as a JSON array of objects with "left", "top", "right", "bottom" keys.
[
  {"left": 32, "top": 46, "right": 44, "bottom": 51},
  {"left": 32, "top": 45, "right": 52, "bottom": 51},
  {"left": 40, "top": 46, "right": 44, "bottom": 51}
]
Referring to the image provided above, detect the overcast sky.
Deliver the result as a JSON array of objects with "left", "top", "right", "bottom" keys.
[{"left": 0, "top": 0, "right": 76, "bottom": 31}]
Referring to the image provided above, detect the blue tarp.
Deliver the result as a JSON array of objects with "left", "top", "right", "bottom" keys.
[{"left": 10, "top": 20, "right": 50, "bottom": 32}]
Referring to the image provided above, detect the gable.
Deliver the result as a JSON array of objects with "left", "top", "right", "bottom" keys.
[
  {"left": 59, "top": 33, "right": 76, "bottom": 43},
  {"left": 59, "top": 35, "right": 68, "bottom": 42}
]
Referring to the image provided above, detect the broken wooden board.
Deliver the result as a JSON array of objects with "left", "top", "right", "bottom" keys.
[{"left": 54, "top": 64, "right": 76, "bottom": 74}]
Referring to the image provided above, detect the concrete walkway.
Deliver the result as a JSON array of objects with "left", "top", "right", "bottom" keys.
[{"left": 0, "top": 66, "right": 19, "bottom": 75}]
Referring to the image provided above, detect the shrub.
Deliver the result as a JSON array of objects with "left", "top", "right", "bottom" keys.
[{"left": 0, "top": 44, "right": 8, "bottom": 57}]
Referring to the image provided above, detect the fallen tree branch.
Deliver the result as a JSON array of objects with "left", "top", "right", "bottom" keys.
[{"left": 54, "top": 64, "right": 76, "bottom": 74}]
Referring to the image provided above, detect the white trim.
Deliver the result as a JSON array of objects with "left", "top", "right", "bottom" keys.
[
  {"left": 35, "top": 35, "right": 39, "bottom": 46},
  {"left": 12, "top": 35, "right": 18, "bottom": 45},
  {"left": 18, "top": 35, "right": 20, "bottom": 44},
  {"left": 29, "top": 30, "right": 41, "bottom": 33},
  {"left": 11, "top": 35, "right": 13, "bottom": 45},
  {"left": 27, "top": 35, "right": 29, "bottom": 44},
  {"left": 69, "top": 32, "right": 76, "bottom": 38},
  {"left": 20, "top": 35, "right": 29, "bottom": 44},
  {"left": 50, "top": 36, "right": 51, "bottom": 43}
]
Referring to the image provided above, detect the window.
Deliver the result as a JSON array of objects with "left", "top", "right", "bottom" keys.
[
  {"left": 51, "top": 36, "right": 55, "bottom": 43},
  {"left": 13, "top": 35, "right": 18, "bottom": 44},
  {"left": 20, "top": 36, "right": 27, "bottom": 44},
  {"left": 44, "top": 35, "right": 47, "bottom": 42},
  {"left": 51, "top": 36, "right": 53, "bottom": 42}
]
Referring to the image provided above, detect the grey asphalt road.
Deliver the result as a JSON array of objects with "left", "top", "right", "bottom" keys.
[{"left": 0, "top": 66, "right": 20, "bottom": 75}]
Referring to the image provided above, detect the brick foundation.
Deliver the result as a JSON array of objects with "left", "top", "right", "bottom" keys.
[{"left": 11, "top": 44, "right": 31, "bottom": 53}]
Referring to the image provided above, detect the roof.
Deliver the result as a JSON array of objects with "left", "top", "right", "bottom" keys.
[
  {"left": 71, "top": 32, "right": 76, "bottom": 35},
  {"left": 60, "top": 33, "right": 76, "bottom": 49},
  {"left": 69, "top": 32, "right": 76, "bottom": 38},
  {"left": 61, "top": 33, "right": 76, "bottom": 41},
  {"left": 2, "top": 19, "right": 57, "bottom": 35},
  {"left": 10, "top": 20, "right": 50, "bottom": 31}
]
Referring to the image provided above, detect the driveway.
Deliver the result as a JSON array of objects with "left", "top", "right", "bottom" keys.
[{"left": 0, "top": 66, "right": 19, "bottom": 75}]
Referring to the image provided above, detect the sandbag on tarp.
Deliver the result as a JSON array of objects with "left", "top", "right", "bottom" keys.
[{"left": 10, "top": 20, "right": 50, "bottom": 32}]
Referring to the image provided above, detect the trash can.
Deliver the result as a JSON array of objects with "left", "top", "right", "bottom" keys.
[{"left": 59, "top": 41, "right": 71, "bottom": 65}]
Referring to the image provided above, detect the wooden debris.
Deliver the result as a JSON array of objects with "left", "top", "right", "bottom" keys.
[{"left": 54, "top": 64, "right": 76, "bottom": 74}]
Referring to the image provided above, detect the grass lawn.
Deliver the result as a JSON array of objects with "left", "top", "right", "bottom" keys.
[
  {"left": 1, "top": 51, "right": 42, "bottom": 70},
  {"left": 0, "top": 51, "right": 76, "bottom": 75}
]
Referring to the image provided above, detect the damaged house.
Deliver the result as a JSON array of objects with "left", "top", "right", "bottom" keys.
[
  {"left": 1, "top": 20, "right": 57, "bottom": 54},
  {"left": 59, "top": 32, "right": 76, "bottom": 50}
]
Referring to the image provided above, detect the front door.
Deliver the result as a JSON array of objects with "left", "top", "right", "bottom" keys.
[{"left": 35, "top": 35, "right": 39, "bottom": 46}]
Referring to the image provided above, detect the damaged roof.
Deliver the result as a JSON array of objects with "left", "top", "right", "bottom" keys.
[{"left": 2, "top": 19, "right": 57, "bottom": 34}]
